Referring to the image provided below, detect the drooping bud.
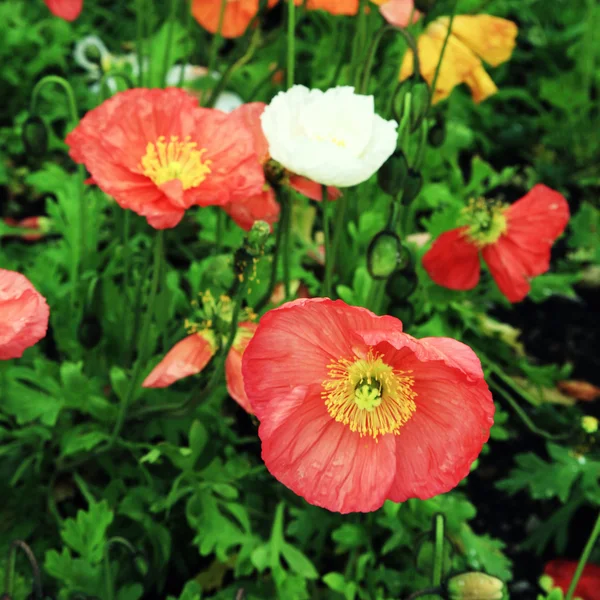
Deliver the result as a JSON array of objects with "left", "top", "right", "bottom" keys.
[
  {"left": 428, "top": 117, "right": 446, "bottom": 147},
  {"left": 377, "top": 150, "right": 409, "bottom": 196},
  {"left": 447, "top": 572, "right": 504, "bottom": 600},
  {"left": 22, "top": 115, "right": 49, "bottom": 157},
  {"left": 386, "top": 269, "right": 417, "bottom": 301},
  {"left": 414, "top": 0, "right": 437, "bottom": 12},
  {"left": 403, "top": 170, "right": 423, "bottom": 204},
  {"left": 367, "top": 231, "right": 401, "bottom": 280}
]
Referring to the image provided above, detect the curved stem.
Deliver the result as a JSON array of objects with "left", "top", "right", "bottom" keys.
[
  {"left": 4, "top": 540, "right": 43, "bottom": 600},
  {"left": 30, "top": 75, "right": 78, "bottom": 126},
  {"left": 287, "top": 0, "right": 296, "bottom": 89},
  {"left": 566, "top": 510, "right": 600, "bottom": 600},
  {"left": 281, "top": 191, "right": 292, "bottom": 300},
  {"left": 322, "top": 186, "right": 333, "bottom": 298},
  {"left": 111, "top": 231, "right": 164, "bottom": 444},
  {"left": 429, "top": 5, "right": 457, "bottom": 110}
]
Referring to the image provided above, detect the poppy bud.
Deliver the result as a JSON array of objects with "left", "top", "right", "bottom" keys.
[
  {"left": 428, "top": 117, "right": 446, "bottom": 147},
  {"left": 409, "top": 82, "right": 431, "bottom": 132},
  {"left": 377, "top": 150, "right": 409, "bottom": 196},
  {"left": 22, "top": 115, "right": 49, "bottom": 157},
  {"left": 403, "top": 170, "right": 423, "bottom": 204},
  {"left": 414, "top": 0, "right": 437, "bottom": 12},
  {"left": 447, "top": 572, "right": 504, "bottom": 600},
  {"left": 367, "top": 231, "right": 401, "bottom": 280},
  {"left": 386, "top": 269, "right": 417, "bottom": 301},
  {"left": 78, "top": 315, "right": 103, "bottom": 349}
]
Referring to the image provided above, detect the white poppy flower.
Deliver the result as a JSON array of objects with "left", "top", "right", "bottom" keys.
[{"left": 260, "top": 85, "right": 398, "bottom": 188}]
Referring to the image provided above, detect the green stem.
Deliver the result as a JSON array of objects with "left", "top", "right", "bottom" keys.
[
  {"left": 178, "top": 0, "right": 195, "bottom": 87},
  {"left": 136, "top": 0, "right": 146, "bottom": 86},
  {"left": 331, "top": 193, "right": 348, "bottom": 266},
  {"left": 161, "top": 0, "right": 180, "bottom": 87},
  {"left": 287, "top": 0, "right": 296, "bottom": 89},
  {"left": 565, "top": 510, "right": 600, "bottom": 600},
  {"left": 215, "top": 208, "right": 225, "bottom": 254},
  {"left": 4, "top": 540, "right": 43, "bottom": 600},
  {"left": 104, "top": 548, "right": 114, "bottom": 600},
  {"left": 429, "top": 6, "right": 457, "bottom": 109},
  {"left": 322, "top": 185, "right": 333, "bottom": 298},
  {"left": 121, "top": 211, "right": 131, "bottom": 363},
  {"left": 351, "top": 0, "right": 368, "bottom": 87},
  {"left": 111, "top": 231, "right": 164, "bottom": 444},
  {"left": 282, "top": 191, "right": 292, "bottom": 299},
  {"left": 207, "top": 0, "right": 227, "bottom": 79},
  {"left": 432, "top": 514, "right": 444, "bottom": 587}
]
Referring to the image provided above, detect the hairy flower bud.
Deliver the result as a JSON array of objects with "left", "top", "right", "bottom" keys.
[
  {"left": 377, "top": 150, "right": 409, "bottom": 196},
  {"left": 367, "top": 231, "right": 402, "bottom": 280},
  {"left": 447, "top": 572, "right": 504, "bottom": 600}
]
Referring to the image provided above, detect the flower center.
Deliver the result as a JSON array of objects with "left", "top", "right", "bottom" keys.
[
  {"left": 313, "top": 134, "right": 347, "bottom": 148},
  {"left": 141, "top": 135, "right": 211, "bottom": 189},
  {"left": 322, "top": 349, "right": 417, "bottom": 439},
  {"left": 461, "top": 197, "right": 508, "bottom": 247}
]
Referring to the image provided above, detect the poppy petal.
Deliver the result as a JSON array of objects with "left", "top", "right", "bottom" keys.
[
  {"left": 225, "top": 322, "right": 258, "bottom": 413},
  {"left": 44, "top": 0, "right": 83, "bottom": 21},
  {"left": 422, "top": 227, "right": 481, "bottom": 290},
  {"left": 288, "top": 176, "right": 342, "bottom": 202},
  {"left": 142, "top": 333, "right": 216, "bottom": 388}
]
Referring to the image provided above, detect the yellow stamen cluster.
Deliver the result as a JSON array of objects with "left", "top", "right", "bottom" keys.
[
  {"left": 141, "top": 135, "right": 211, "bottom": 189},
  {"left": 322, "top": 349, "right": 417, "bottom": 439},
  {"left": 461, "top": 197, "right": 508, "bottom": 247}
]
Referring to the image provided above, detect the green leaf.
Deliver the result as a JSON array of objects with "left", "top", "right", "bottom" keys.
[
  {"left": 281, "top": 543, "right": 318, "bottom": 579},
  {"left": 60, "top": 428, "right": 108, "bottom": 458}
]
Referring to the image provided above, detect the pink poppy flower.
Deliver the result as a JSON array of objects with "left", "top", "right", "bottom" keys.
[
  {"left": 0, "top": 269, "right": 50, "bottom": 360},
  {"left": 242, "top": 298, "right": 494, "bottom": 513},
  {"left": 143, "top": 322, "right": 257, "bottom": 413},
  {"left": 423, "top": 185, "right": 570, "bottom": 302},
  {"left": 66, "top": 88, "right": 265, "bottom": 230},
  {"left": 43, "top": 0, "right": 83, "bottom": 21}
]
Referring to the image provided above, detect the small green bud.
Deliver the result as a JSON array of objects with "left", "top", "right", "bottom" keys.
[
  {"left": 367, "top": 231, "right": 401, "bottom": 280},
  {"left": 403, "top": 170, "right": 423, "bottom": 204},
  {"left": 386, "top": 269, "right": 417, "bottom": 301},
  {"left": 377, "top": 150, "right": 409, "bottom": 196},
  {"left": 447, "top": 572, "right": 504, "bottom": 600},
  {"left": 410, "top": 82, "right": 431, "bottom": 132},
  {"left": 428, "top": 117, "right": 446, "bottom": 147},
  {"left": 414, "top": 0, "right": 438, "bottom": 12},
  {"left": 582, "top": 416, "right": 598, "bottom": 434},
  {"left": 22, "top": 115, "right": 49, "bottom": 157}
]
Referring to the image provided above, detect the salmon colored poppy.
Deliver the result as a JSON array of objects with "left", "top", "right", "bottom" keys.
[
  {"left": 543, "top": 560, "right": 600, "bottom": 600},
  {"left": 143, "top": 322, "right": 257, "bottom": 414},
  {"left": 400, "top": 15, "right": 517, "bottom": 104},
  {"left": 422, "top": 185, "right": 570, "bottom": 303},
  {"left": 66, "top": 88, "right": 265, "bottom": 229},
  {"left": 43, "top": 0, "right": 83, "bottom": 21},
  {"left": 294, "top": 0, "right": 358, "bottom": 14},
  {"left": 221, "top": 102, "right": 340, "bottom": 231},
  {"left": 242, "top": 298, "right": 494, "bottom": 513},
  {"left": 192, "top": 0, "right": 278, "bottom": 39},
  {"left": 0, "top": 269, "right": 50, "bottom": 360},
  {"left": 373, "top": 0, "right": 421, "bottom": 27}
]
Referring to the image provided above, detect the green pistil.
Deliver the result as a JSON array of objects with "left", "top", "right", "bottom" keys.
[
  {"left": 354, "top": 379, "right": 383, "bottom": 411},
  {"left": 462, "top": 197, "right": 508, "bottom": 247}
]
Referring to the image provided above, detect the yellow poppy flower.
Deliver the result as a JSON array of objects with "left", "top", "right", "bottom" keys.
[{"left": 400, "top": 15, "right": 518, "bottom": 104}]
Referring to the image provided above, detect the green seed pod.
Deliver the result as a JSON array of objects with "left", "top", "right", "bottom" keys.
[
  {"left": 410, "top": 82, "right": 431, "bottom": 132},
  {"left": 447, "top": 572, "right": 504, "bottom": 600},
  {"left": 377, "top": 149, "right": 409, "bottom": 196},
  {"left": 22, "top": 115, "right": 49, "bottom": 157},
  {"left": 403, "top": 170, "right": 423, "bottom": 204},
  {"left": 414, "top": 0, "right": 438, "bottom": 13},
  {"left": 428, "top": 117, "right": 446, "bottom": 147},
  {"left": 367, "top": 231, "right": 401, "bottom": 280}
]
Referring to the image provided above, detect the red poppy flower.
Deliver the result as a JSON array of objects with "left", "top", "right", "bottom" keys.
[
  {"left": 544, "top": 560, "right": 600, "bottom": 600},
  {"left": 242, "top": 298, "right": 493, "bottom": 513},
  {"left": 0, "top": 269, "right": 50, "bottom": 360},
  {"left": 222, "top": 102, "right": 340, "bottom": 231},
  {"left": 192, "top": 0, "right": 278, "bottom": 39},
  {"left": 422, "top": 185, "right": 569, "bottom": 302},
  {"left": 143, "top": 322, "right": 257, "bottom": 413},
  {"left": 66, "top": 88, "right": 265, "bottom": 230},
  {"left": 43, "top": 0, "right": 83, "bottom": 21}
]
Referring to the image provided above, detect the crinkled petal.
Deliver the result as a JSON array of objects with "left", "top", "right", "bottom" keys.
[
  {"left": 259, "top": 386, "right": 397, "bottom": 513},
  {"left": 223, "top": 187, "right": 280, "bottom": 232},
  {"left": 142, "top": 333, "right": 216, "bottom": 388},
  {"left": 0, "top": 270, "right": 49, "bottom": 360},
  {"left": 379, "top": 0, "right": 421, "bottom": 28},
  {"left": 192, "top": 0, "right": 278, "bottom": 38},
  {"left": 295, "top": 0, "right": 359, "bottom": 15},
  {"left": 422, "top": 227, "right": 481, "bottom": 290}
]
